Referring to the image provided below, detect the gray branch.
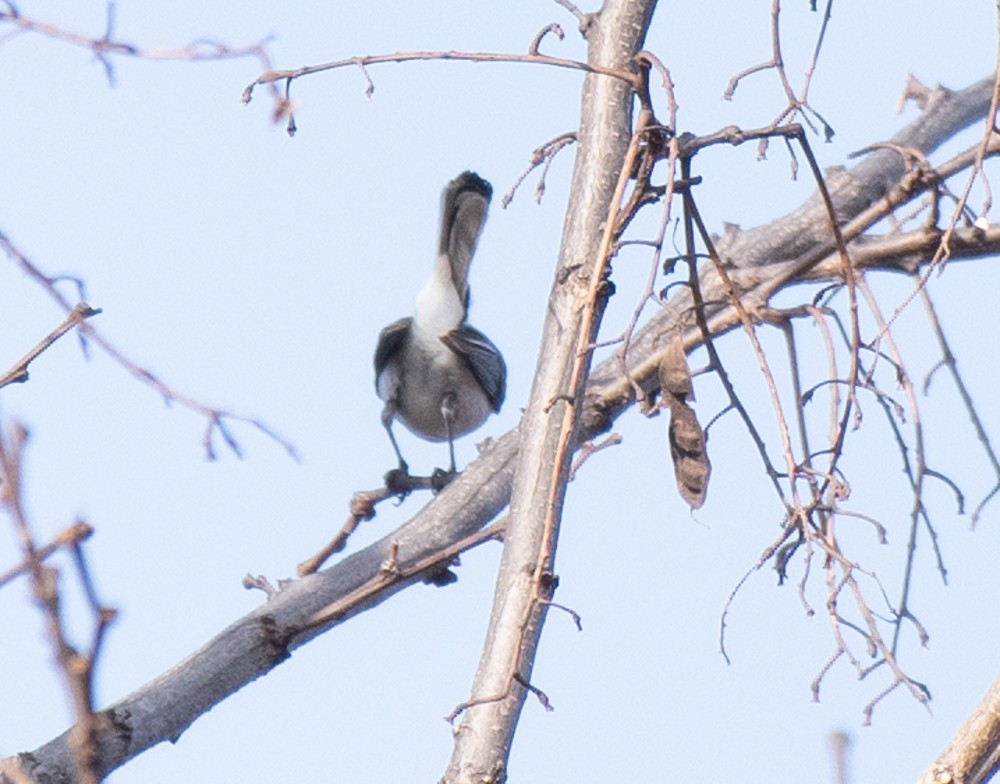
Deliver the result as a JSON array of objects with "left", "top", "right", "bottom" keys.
[{"left": 919, "top": 675, "right": 1000, "bottom": 784}]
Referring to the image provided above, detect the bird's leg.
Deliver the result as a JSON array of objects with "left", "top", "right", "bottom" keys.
[
  {"left": 386, "top": 425, "right": 409, "bottom": 474},
  {"left": 442, "top": 392, "right": 458, "bottom": 474},
  {"left": 381, "top": 404, "right": 412, "bottom": 495},
  {"left": 432, "top": 392, "right": 459, "bottom": 492}
]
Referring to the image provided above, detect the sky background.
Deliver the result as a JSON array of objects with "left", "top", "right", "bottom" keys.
[{"left": 1, "top": 1, "right": 999, "bottom": 782}]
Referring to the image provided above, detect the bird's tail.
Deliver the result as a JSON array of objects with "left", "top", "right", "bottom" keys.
[{"left": 438, "top": 171, "right": 492, "bottom": 309}]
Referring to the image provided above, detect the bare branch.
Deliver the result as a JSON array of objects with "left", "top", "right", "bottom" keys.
[
  {"left": 0, "top": 303, "right": 101, "bottom": 389},
  {"left": 920, "top": 286, "right": 1000, "bottom": 526},
  {"left": 502, "top": 131, "right": 578, "bottom": 208},
  {"left": 0, "top": 521, "right": 93, "bottom": 589},
  {"left": 0, "top": 5, "right": 273, "bottom": 86},
  {"left": 0, "top": 425, "right": 116, "bottom": 784},
  {"left": 242, "top": 46, "right": 638, "bottom": 113},
  {"left": 0, "top": 233, "right": 297, "bottom": 461},
  {"left": 552, "top": 0, "right": 594, "bottom": 36},
  {"left": 5, "top": 436, "right": 518, "bottom": 782},
  {"left": 298, "top": 470, "right": 456, "bottom": 576}
]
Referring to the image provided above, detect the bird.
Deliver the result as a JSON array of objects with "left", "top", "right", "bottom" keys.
[{"left": 373, "top": 171, "right": 506, "bottom": 487}]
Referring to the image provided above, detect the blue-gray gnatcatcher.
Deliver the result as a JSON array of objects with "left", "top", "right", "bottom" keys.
[{"left": 374, "top": 171, "right": 506, "bottom": 482}]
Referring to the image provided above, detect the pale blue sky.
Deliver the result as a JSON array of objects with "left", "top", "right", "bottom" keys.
[{"left": 1, "top": 1, "right": 999, "bottom": 782}]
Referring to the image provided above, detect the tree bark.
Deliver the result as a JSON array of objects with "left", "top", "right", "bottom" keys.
[
  {"left": 440, "top": 5, "right": 646, "bottom": 783},
  {"left": 919, "top": 675, "right": 1000, "bottom": 784},
  {"left": 440, "top": 2, "right": 657, "bottom": 781}
]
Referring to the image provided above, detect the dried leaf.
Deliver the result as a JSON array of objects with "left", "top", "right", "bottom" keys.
[
  {"left": 658, "top": 332, "right": 693, "bottom": 401},
  {"left": 659, "top": 339, "right": 711, "bottom": 509},
  {"left": 668, "top": 403, "right": 711, "bottom": 509}
]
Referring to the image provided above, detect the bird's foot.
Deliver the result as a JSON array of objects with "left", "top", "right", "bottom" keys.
[
  {"left": 384, "top": 465, "right": 415, "bottom": 497},
  {"left": 422, "top": 564, "right": 459, "bottom": 587},
  {"left": 431, "top": 467, "right": 458, "bottom": 493}
]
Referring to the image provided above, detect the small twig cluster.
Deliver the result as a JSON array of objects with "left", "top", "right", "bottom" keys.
[
  {"left": 542, "top": 16, "right": 1000, "bottom": 721},
  {"left": 724, "top": 0, "right": 837, "bottom": 154},
  {"left": 295, "top": 471, "right": 449, "bottom": 576},
  {"left": 652, "top": 101, "right": 1000, "bottom": 720}
]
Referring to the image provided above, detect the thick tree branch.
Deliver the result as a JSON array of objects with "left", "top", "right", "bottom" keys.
[
  {"left": 919, "top": 675, "right": 1000, "bottom": 784},
  {"left": 443, "top": 1, "right": 657, "bottom": 780},
  {"left": 5, "top": 70, "right": 998, "bottom": 784},
  {"left": 1, "top": 437, "right": 518, "bottom": 783},
  {"left": 714, "top": 75, "right": 996, "bottom": 271}
]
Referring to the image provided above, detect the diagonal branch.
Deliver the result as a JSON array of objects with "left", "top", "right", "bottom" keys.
[
  {"left": 0, "top": 232, "right": 297, "bottom": 461},
  {"left": 919, "top": 675, "right": 1000, "bottom": 784},
  {"left": 0, "top": 303, "right": 101, "bottom": 389}
]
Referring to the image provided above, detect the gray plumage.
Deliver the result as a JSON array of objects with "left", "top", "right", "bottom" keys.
[{"left": 374, "top": 171, "right": 506, "bottom": 475}]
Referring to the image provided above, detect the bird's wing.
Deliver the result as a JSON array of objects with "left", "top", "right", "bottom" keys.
[
  {"left": 442, "top": 324, "right": 506, "bottom": 412},
  {"left": 373, "top": 317, "right": 412, "bottom": 381}
]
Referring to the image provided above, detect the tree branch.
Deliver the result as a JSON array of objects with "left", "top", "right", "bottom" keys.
[
  {"left": 584, "top": 74, "right": 998, "bottom": 435},
  {"left": 0, "top": 303, "right": 100, "bottom": 389},
  {"left": 2, "top": 436, "right": 518, "bottom": 783},
  {"left": 0, "top": 4, "right": 273, "bottom": 88},
  {"left": 919, "top": 675, "right": 1000, "bottom": 784},
  {"left": 441, "top": 1, "right": 657, "bottom": 780}
]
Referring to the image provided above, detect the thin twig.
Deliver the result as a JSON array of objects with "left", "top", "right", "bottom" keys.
[
  {"left": 0, "top": 303, "right": 101, "bottom": 389},
  {"left": 243, "top": 47, "right": 638, "bottom": 108},
  {"left": 0, "top": 5, "right": 273, "bottom": 88},
  {"left": 297, "top": 472, "right": 446, "bottom": 576},
  {"left": 502, "top": 131, "right": 578, "bottom": 208},
  {"left": 0, "top": 520, "right": 93, "bottom": 588},
  {"left": 304, "top": 522, "right": 505, "bottom": 630},
  {"left": 919, "top": 286, "right": 1000, "bottom": 526}
]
